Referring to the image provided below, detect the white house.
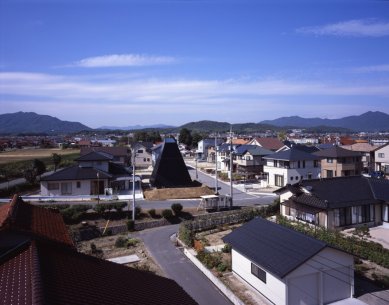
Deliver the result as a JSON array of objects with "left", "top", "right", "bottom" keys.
[
  {"left": 223, "top": 218, "right": 355, "bottom": 305},
  {"left": 263, "top": 147, "right": 321, "bottom": 187},
  {"left": 374, "top": 143, "right": 389, "bottom": 177},
  {"left": 41, "top": 151, "right": 134, "bottom": 196}
]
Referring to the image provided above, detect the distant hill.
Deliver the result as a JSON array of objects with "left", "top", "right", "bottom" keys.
[
  {"left": 260, "top": 111, "right": 389, "bottom": 132},
  {"left": 98, "top": 124, "right": 176, "bottom": 130},
  {"left": 179, "top": 120, "right": 282, "bottom": 133},
  {"left": 0, "top": 112, "right": 91, "bottom": 134}
]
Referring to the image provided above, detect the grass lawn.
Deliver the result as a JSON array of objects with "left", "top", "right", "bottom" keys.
[{"left": 0, "top": 148, "right": 80, "bottom": 164}]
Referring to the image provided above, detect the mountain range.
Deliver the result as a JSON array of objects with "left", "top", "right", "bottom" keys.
[
  {"left": 260, "top": 111, "right": 389, "bottom": 132},
  {"left": 0, "top": 111, "right": 388, "bottom": 135},
  {"left": 0, "top": 112, "right": 91, "bottom": 134}
]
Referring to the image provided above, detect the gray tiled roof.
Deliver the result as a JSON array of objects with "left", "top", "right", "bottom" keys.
[
  {"left": 76, "top": 151, "right": 113, "bottom": 162},
  {"left": 223, "top": 218, "right": 326, "bottom": 278},
  {"left": 313, "top": 146, "right": 362, "bottom": 158},
  {"left": 263, "top": 147, "right": 320, "bottom": 161},
  {"left": 41, "top": 166, "right": 112, "bottom": 181}
]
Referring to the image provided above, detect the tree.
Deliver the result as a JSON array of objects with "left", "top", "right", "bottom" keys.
[
  {"left": 179, "top": 128, "right": 192, "bottom": 146},
  {"left": 24, "top": 168, "right": 37, "bottom": 184},
  {"left": 192, "top": 132, "right": 203, "bottom": 148},
  {"left": 52, "top": 153, "right": 62, "bottom": 171},
  {"left": 33, "top": 159, "right": 46, "bottom": 178}
]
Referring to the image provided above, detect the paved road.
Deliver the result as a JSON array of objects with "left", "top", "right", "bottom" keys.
[
  {"left": 138, "top": 225, "right": 232, "bottom": 305},
  {"left": 0, "top": 170, "right": 54, "bottom": 190}
]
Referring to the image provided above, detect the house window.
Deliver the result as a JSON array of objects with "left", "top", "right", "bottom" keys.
[
  {"left": 295, "top": 176, "right": 299, "bottom": 180},
  {"left": 137, "top": 149, "right": 143, "bottom": 154},
  {"left": 251, "top": 263, "right": 266, "bottom": 283},
  {"left": 61, "top": 182, "right": 72, "bottom": 195},
  {"left": 308, "top": 173, "right": 312, "bottom": 179},
  {"left": 378, "top": 153, "right": 385, "bottom": 158},
  {"left": 147, "top": 158, "right": 150, "bottom": 161},
  {"left": 284, "top": 205, "right": 291, "bottom": 216},
  {"left": 302, "top": 160, "right": 306, "bottom": 168},
  {"left": 327, "top": 170, "right": 333, "bottom": 178},
  {"left": 48, "top": 182, "right": 59, "bottom": 190},
  {"left": 327, "top": 158, "right": 333, "bottom": 163},
  {"left": 314, "top": 160, "right": 319, "bottom": 168},
  {"left": 298, "top": 161, "right": 301, "bottom": 168},
  {"left": 296, "top": 210, "right": 316, "bottom": 224},
  {"left": 291, "top": 176, "right": 294, "bottom": 181},
  {"left": 144, "top": 158, "right": 146, "bottom": 162},
  {"left": 76, "top": 181, "right": 81, "bottom": 188}
]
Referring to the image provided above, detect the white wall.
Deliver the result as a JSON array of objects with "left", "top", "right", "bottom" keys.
[
  {"left": 264, "top": 164, "right": 320, "bottom": 187},
  {"left": 285, "top": 247, "right": 354, "bottom": 305},
  {"left": 41, "top": 179, "right": 107, "bottom": 196},
  {"left": 231, "top": 249, "right": 287, "bottom": 305}
]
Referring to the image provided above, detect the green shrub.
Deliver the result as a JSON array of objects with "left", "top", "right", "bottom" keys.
[
  {"left": 222, "top": 244, "right": 232, "bottom": 253},
  {"left": 179, "top": 222, "right": 195, "bottom": 247},
  {"left": 135, "top": 206, "right": 142, "bottom": 219},
  {"left": 127, "top": 219, "right": 135, "bottom": 231},
  {"left": 94, "top": 204, "right": 107, "bottom": 214},
  {"left": 162, "top": 209, "right": 173, "bottom": 219},
  {"left": 127, "top": 238, "right": 139, "bottom": 247},
  {"left": 217, "top": 263, "right": 228, "bottom": 272},
  {"left": 171, "top": 203, "right": 183, "bottom": 215},
  {"left": 197, "top": 250, "right": 221, "bottom": 269},
  {"left": 115, "top": 236, "right": 128, "bottom": 248},
  {"left": 113, "top": 202, "right": 127, "bottom": 212},
  {"left": 148, "top": 209, "right": 157, "bottom": 218}
]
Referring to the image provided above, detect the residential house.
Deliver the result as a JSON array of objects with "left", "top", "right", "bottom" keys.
[
  {"left": 313, "top": 146, "right": 363, "bottom": 178},
  {"left": 234, "top": 145, "right": 273, "bottom": 178},
  {"left": 341, "top": 143, "right": 376, "bottom": 173},
  {"left": 223, "top": 217, "right": 355, "bottom": 305},
  {"left": 374, "top": 143, "right": 389, "bottom": 177},
  {"left": 246, "top": 137, "right": 284, "bottom": 151},
  {"left": 132, "top": 142, "right": 153, "bottom": 168},
  {"left": 196, "top": 138, "right": 223, "bottom": 160},
  {"left": 0, "top": 196, "right": 198, "bottom": 305},
  {"left": 40, "top": 151, "right": 133, "bottom": 196},
  {"left": 276, "top": 176, "right": 389, "bottom": 229},
  {"left": 263, "top": 147, "right": 321, "bottom": 187},
  {"left": 81, "top": 146, "right": 130, "bottom": 165}
]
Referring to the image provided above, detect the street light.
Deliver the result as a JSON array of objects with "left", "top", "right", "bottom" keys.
[{"left": 96, "top": 172, "right": 100, "bottom": 204}]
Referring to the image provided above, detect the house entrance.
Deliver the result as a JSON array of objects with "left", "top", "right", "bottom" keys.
[{"left": 91, "top": 180, "right": 105, "bottom": 195}]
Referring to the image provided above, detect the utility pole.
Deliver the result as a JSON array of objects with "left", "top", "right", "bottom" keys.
[
  {"left": 195, "top": 157, "right": 198, "bottom": 179},
  {"left": 132, "top": 149, "right": 136, "bottom": 221},
  {"left": 229, "top": 126, "right": 233, "bottom": 205},
  {"left": 97, "top": 172, "right": 100, "bottom": 205},
  {"left": 215, "top": 134, "right": 218, "bottom": 195}
]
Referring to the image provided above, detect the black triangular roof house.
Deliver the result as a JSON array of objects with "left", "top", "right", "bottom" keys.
[{"left": 150, "top": 138, "right": 193, "bottom": 188}]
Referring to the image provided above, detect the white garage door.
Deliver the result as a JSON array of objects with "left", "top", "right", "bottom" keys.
[
  {"left": 323, "top": 267, "right": 352, "bottom": 304},
  {"left": 288, "top": 272, "right": 319, "bottom": 305}
]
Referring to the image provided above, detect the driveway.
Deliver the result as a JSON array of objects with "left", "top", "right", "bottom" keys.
[{"left": 137, "top": 225, "right": 232, "bottom": 305}]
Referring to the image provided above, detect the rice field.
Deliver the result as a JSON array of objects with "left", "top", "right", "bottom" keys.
[{"left": 0, "top": 148, "right": 80, "bottom": 164}]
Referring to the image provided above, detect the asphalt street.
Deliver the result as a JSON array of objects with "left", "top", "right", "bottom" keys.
[{"left": 137, "top": 225, "right": 233, "bottom": 305}]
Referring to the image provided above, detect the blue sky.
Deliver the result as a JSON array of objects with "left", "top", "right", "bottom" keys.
[{"left": 1, "top": 0, "right": 389, "bottom": 128}]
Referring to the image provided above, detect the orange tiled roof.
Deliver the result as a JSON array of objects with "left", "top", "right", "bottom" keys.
[{"left": 0, "top": 195, "right": 74, "bottom": 247}]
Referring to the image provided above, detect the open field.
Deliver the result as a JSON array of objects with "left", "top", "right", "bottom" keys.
[{"left": 0, "top": 148, "right": 80, "bottom": 164}]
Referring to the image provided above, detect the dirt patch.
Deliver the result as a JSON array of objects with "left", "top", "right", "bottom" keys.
[
  {"left": 0, "top": 148, "right": 80, "bottom": 164},
  {"left": 144, "top": 185, "right": 214, "bottom": 200},
  {"left": 77, "top": 233, "right": 164, "bottom": 276}
]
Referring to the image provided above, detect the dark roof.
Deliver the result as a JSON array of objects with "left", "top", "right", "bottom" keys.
[
  {"left": 108, "top": 162, "right": 131, "bottom": 176},
  {"left": 316, "top": 143, "right": 336, "bottom": 150},
  {"left": 80, "top": 147, "right": 129, "bottom": 157},
  {"left": 234, "top": 145, "right": 258, "bottom": 155},
  {"left": 133, "top": 142, "right": 154, "bottom": 152},
  {"left": 76, "top": 151, "right": 113, "bottom": 162},
  {"left": 263, "top": 147, "right": 320, "bottom": 161},
  {"left": 313, "top": 146, "right": 362, "bottom": 158},
  {"left": 246, "top": 146, "right": 273, "bottom": 156},
  {"left": 279, "top": 176, "right": 389, "bottom": 210},
  {"left": 223, "top": 218, "right": 326, "bottom": 278},
  {"left": 0, "top": 196, "right": 74, "bottom": 246},
  {"left": 41, "top": 165, "right": 112, "bottom": 181},
  {"left": 291, "top": 144, "right": 320, "bottom": 154},
  {"left": 150, "top": 138, "right": 193, "bottom": 188},
  {"left": 0, "top": 240, "right": 198, "bottom": 305}
]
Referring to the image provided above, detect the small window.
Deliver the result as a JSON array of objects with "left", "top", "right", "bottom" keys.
[
  {"left": 378, "top": 153, "right": 385, "bottom": 158},
  {"left": 327, "top": 158, "right": 333, "bottom": 163},
  {"left": 251, "top": 263, "right": 266, "bottom": 283},
  {"left": 295, "top": 176, "right": 299, "bottom": 180},
  {"left": 291, "top": 176, "right": 294, "bottom": 181},
  {"left": 147, "top": 158, "right": 150, "bottom": 161},
  {"left": 76, "top": 181, "right": 81, "bottom": 188},
  {"left": 143, "top": 158, "right": 146, "bottom": 162},
  {"left": 137, "top": 149, "right": 143, "bottom": 154}
]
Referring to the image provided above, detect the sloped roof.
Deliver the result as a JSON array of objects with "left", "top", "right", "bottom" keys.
[
  {"left": 341, "top": 143, "right": 376, "bottom": 153},
  {"left": 234, "top": 145, "right": 258, "bottom": 155},
  {"left": 0, "top": 240, "right": 198, "bottom": 305},
  {"left": 0, "top": 196, "right": 73, "bottom": 246},
  {"left": 246, "top": 146, "right": 274, "bottom": 156},
  {"left": 251, "top": 137, "right": 284, "bottom": 151},
  {"left": 263, "top": 147, "right": 320, "bottom": 161},
  {"left": 80, "top": 147, "right": 129, "bottom": 157},
  {"left": 76, "top": 151, "right": 113, "bottom": 162},
  {"left": 41, "top": 165, "right": 112, "bottom": 181},
  {"left": 313, "top": 146, "right": 362, "bottom": 158},
  {"left": 150, "top": 138, "right": 193, "bottom": 188},
  {"left": 279, "top": 176, "right": 388, "bottom": 210},
  {"left": 133, "top": 141, "right": 154, "bottom": 152},
  {"left": 223, "top": 218, "right": 327, "bottom": 278}
]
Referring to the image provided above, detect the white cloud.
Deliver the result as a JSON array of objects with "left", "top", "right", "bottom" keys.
[
  {"left": 1, "top": 71, "right": 389, "bottom": 126},
  {"left": 297, "top": 19, "right": 389, "bottom": 37},
  {"left": 74, "top": 54, "right": 177, "bottom": 67}
]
